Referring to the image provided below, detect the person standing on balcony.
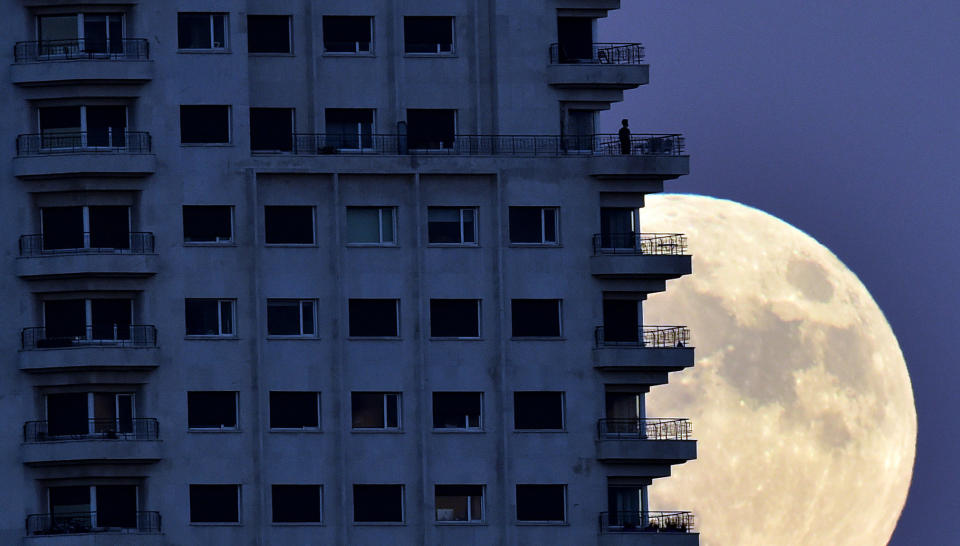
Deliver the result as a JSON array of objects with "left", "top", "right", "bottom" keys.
[{"left": 619, "top": 119, "right": 632, "bottom": 154}]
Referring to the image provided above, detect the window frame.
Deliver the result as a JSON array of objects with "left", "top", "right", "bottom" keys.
[
  {"left": 434, "top": 484, "right": 485, "bottom": 524},
  {"left": 184, "top": 298, "right": 236, "bottom": 337},
  {"left": 269, "top": 391, "right": 322, "bottom": 431},
  {"left": 515, "top": 484, "right": 567, "bottom": 524},
  {"left": 345, "top": 206, "right": 397, "bottom": 246},
  {"left": 247, "top": 15, "right": 293, "bottom": 55},
  {"left": 432, "top": 392, "right": 484, "bottom": 432},
  {"left": 403, "top": 16, "right": 455, "bottom": 56},
  {"left": 508, "top": 206, "right": 560, "bottom": 246},
  {"left": 321, "top": 16, "right": 374, "bottom": 56},
  {"left": 427, "top": 206, "right": 478, "bottom": 246},
  {"left": 351, "top": 392, "right": 402, "bottom": 431},
  {"left": 513, "top": 391, "right": 566, "bottom": 431},
  {"left": 179, "top": 105, "right": 232, "bottom": 145},
  {"left": 189, "top": 484, "right": 241, "bottom": 524},
  {"left": 266, "top": 299, "right": 317, "bottom": 338},
  {"left": 187, "top": 391, "right": 239, "bottom": 432},
  {"left": 177, "top": 12, "right": 229, "bottom": 51},
  {"left": 182, "top": 205, "right": 235, "bottom": 245},
  {"left": 271, "top": 484, "right": 323, "bottom": 524}
]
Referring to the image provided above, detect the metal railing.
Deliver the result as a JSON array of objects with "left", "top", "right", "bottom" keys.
[
  {"left": 21, "top": 325, "right": 158, "bottom": 350},
  {"left": 277, "top": 133, "right": 684, "bottom": 157},
  {"left": 598, "top": 418, "right": 693, "bottom": 440},
  {"left": 550, "top": 42, "right": 646, "bottom": 65},
  {"left": 593, "top": 233, "right": 688, "bottom": 255},
  {"left": 16, "top": 132, "right": 152, "bottom": 156},
  {"left": 19, "top": 232, "right": 155, "bottom": 256},
  {"left": 595, "top": 325, "right": 691, "bottom": 348},
  {"left": 14, "top": 39, "right": 150, "bottom": 62},
  {"left": 24, "top": 418, "right": 159, "bottom": 443},
  {"left": 26, "top": 511, "right": 161, "bottom": 536},
  {"left": 599, "top": 511, "right": 695, "bottom": 534}
]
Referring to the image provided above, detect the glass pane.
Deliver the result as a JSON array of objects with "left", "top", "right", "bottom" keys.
[
  {"left": 40, "top": 16, "right": 79, "bottom": 42},
  {"left": 385, "top": 394, "right": 399, "bottom": 427},
  {"left": 220, "top": 301, "right": 233, "bottom": 334},
  {"left": 267, "top": 300, "right": 300, "bottom": 335},
  {"left": 178, "top": 13, "right": 212, "bottom": 48},
  {"left": 212, "top": 15, "right": 226, "bottom": 48},
  {"left": 428, "top": 207, "right": 461, "bottom": 243},
  {"left": 352, "top": 393, "right": 385, "bottom": 428},
  {"left": 346, "top": 208, "right": 381, "bottom": 243},
  {"left": 470, "top": 494, "right": 483, "bottom": 520},
  {"left": 380, "top": 209, "right": 395, "bottom": 242},
  {"left": 462, "top": 209, "right": 476, "bottom": 243},
  {"left": 301, "top": 301, "right": 315, "bottom": 335},
  {"left": 543, "top": 209, "right": 557, "bottom": 242},
  {"left": 83, "top": 15, "right": 107, "bottom": 52},
  {"left": 436, "top": 494, "right": 468, "bottom": 521}
]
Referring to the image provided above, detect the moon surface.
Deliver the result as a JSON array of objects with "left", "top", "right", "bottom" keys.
[{"left": 641, "top": 194, "right": 916, "bottom": 545}]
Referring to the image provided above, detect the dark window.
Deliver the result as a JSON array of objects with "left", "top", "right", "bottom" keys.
[
  {"left": 183, "top": 205, "right": 233, "bottom": 243},
  {"left": 188, "top": 391, "right": 237, "bottom": 429},
  {"left": 185, "top": 299, "right": 234, "bottom": 336},
  {"left": 407, "top": 109, "right": 455, "bottom": 149},
  {"left": 514, "top": 392, "right": 564, "bottom": 430},
  {"left": 430, "top": 299, "right": 480, "bottom": 338},
  {"left": 432, "top": 392, "right": 482, "bottom": 430},
  {"left": 96, "top": 485, "right": 138, "bottom": 528},
  {"left": 435, "top": 485, "right": 483, "bottom": 522},
  {"left": 250, "top": 108, "right": 293, "bottom": 151},
  {"left": 348, "top": 299, "right": 399, "bottom": 337},
  {"left": 41, "top": 206, "right": 83, "bottom": 250},
  {"left": 272, "top": 485, "right": 322, "bottom": 523},
  {"left": 189, "top": 484, "right": 239, "bottom": 523},
  {"left": 511, "top": 299, "right": 561, "bottom": 337},
  {"left": 248, "top": 15, "right": 291, "bottom": 53},
  {"left": 267, "top": 299, "right": 315, "bottom": 336},
  {"left": 345, "top": 206, "right": 395, "bottom": 244},
  {"left": 599, "top": 207, "right": 637, "bottom": 248},
  {"left": 89, "top": 298, "right": 132, "bottom": 340},
  {"left": 404, "top": 17, "right": 453, "bottom": 53},
  {"left": 270, "top": 392, "right": 320, "bottom": 429},
  {"left": 351, "top": 392, "right": 400, "bottom": 429},
  {"left": 556, "top": 17, "right": 594, "bottom": 62},
  {"left": 602, "top": 299, "right": 640, "bottom": 343},
  {"left": 180, "top": 105, "right": 230, "bottom": 144},
  {"left": 353, "top": 485, "right": 403, "bottom": 522},
  {"left": 178, "top": 13, "right": 227, "bottom": 49},
  {"left": 43, "top": 299, "right": 86, "bottom": 340},
  {"left": 89, "top": 206, "right": 130, "bottom": 249},
  {"left": 509, "top": 207, "right": 558, "bottom": 244},
  {"left": 516, "top": 484, "right": 566, "bottom": 522},
  {"left": 427, "top": 207, "right": 476, "bottom": 245},
  {"left": 323, "top": 16, "right": 372, "bottom": 53},
  {"left": 46, "top": 393, "right": 88, "bottom": 436},
  {"left": 264, "top": 206, "right": 314, "bottom": 244},
  {"left": 325, "top": 109, "right": 374, "bottom": 149}
]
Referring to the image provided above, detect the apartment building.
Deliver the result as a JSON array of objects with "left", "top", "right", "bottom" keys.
[{"left": 1, "top": 1, "right": 697, "bottom": 544}]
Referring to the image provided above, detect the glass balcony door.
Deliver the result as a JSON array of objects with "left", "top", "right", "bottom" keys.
[
  {"left": 41, "top": 205, "right": 131, "bottom": 252},
  {"left": 37, "top": 13, "right": 124, "bottom": 57},
  {"left": 46, "top": 392, "right": 135, "bottom": 437},
  {"left": 83, "top": 14, "right": 124, "bottom": 55},
  {"left": 602, "top": 299, "right": 640, "bottom": 343},
  {"left": 557, "top": 17, "right": 594, "bottom": 62},
  {"left": 38, "top": 105, "right": 127, "bottom": 149},
  {"left": 599, "top": 208, "right": 638, "bottom": 249},
  {"left": 607, "top": 486, "right": 644, "bottom": 529}
]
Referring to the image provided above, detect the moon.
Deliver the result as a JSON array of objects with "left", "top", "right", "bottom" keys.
[{"left": 640, "top": 194, "right": 916, "bottom": 545}]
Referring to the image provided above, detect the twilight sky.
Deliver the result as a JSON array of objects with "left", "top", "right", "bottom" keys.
[{"left": 601, "top": 1, "right": 960, "bottom": 543}]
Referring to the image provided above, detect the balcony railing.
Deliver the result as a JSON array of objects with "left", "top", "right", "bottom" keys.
[
  {"left": 26, "top": 511, "right": 161, "bottom": 536},
  {"left": 599, "top": 511, "right": 695, "bottom": 534},
  {"left": 595, "top": 325, "right": 691, "bottom": 348},
  {"left": 19, "top": 232, "right": 155, "bottom": 256},
  {"left": 14, "top": 39, "right": 150, "bottom": 62},
  {"left": 549, "top": 42, "right": 645, "bottom": 65},
  {"left": 593, "top": 233, "right": 688, "bottom": 255},
  {"left": 21, "top": 325, "right": 158, "bottom": 350},
  {"left": 16, "top": 132, "right": 152, "bottom": 156},
  {"left": 277, "top": 133, "right": 684, "bottom": 157},
  {"left": 598, "top": 418, "right": 693, "bottom": 440},
  {"left": 24, "top": 418, "right": 159, "bottom": 443}
]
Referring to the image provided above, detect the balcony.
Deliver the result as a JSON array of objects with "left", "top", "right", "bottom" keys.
[
  {"left": 548, "top": 43, "right": 649, "bottom": 89},
  {"left": 591, "top": 233, "right": 691, "bottom": 280},
  {"left": 599, "top": 511, "right": 698, "bottom": 545},
  {"left": 12, "top": 39, "right": 153, "bottom": 86},
  {"left": 594, "top": 326, "right": 694, "bottom": 381},
  {"left": 596, "top": 418, "right": 697, "bottom": 464},
  {"left": 25, "top": 511, "right": 161, "bottom": 538},
  {"left": 13, "top": 132, "right": 155, "bottom": 179},
  {"left": 22, "top": 418, "right": 161, "bottom": 466},
  {"left": 17, "top": 233, "right": 157, "bottom": 279},
  {"left": 19, "top": 325, "right": 159, "bottom": 372}
]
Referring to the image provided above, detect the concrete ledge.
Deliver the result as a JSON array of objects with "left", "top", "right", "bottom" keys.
[
  {"left": 22, "top": 440, "right": 162, "bottom": 466},
  {"left": 24, "top": 534, "right": 163, "bottom": 545},
  {"left": 591, "top": 254, "right": 691, "bottom": 279},
  {"left": 596, "top": 439, "right": 697, "bottom": 464},
  {"left": 19, "top": 347, "right": 160, "bottom": 372},
  {"left": 593, "top": 347, "right": 695, "bottom": 372},
  {"left": 548, "top": 64, "right": 649, "bottom": 89},
  {"left": 589, "top": 155, "right": 690, "bottom": 180},
  {"left": 599, "top": 532, "right": 700, "bottom": 546},
  {"left": 13, "top": 154, "right": 156, "bottom": 179},
  {"left": 11, "top": 60, "right": 153, "bottom": 86},
  {"left": 16, "top": 254, "right": 158, "bottom": 279}
]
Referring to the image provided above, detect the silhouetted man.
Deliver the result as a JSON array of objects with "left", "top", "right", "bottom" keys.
[{"left": 618, "top": 119, "right": 631, "bottom": 154}]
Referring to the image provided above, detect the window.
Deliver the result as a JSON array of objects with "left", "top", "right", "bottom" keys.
[
  {"left": 511, "top": 299, "right": 562, "bottom": 337},
  {"left": 353, "top": 485, "right": 404, "bottom": 523},
  {"left": 556, "top": 17, "right": 594, "bottom": 62},
  {"left": 432, "top": 392, "right": 482, "bottom": 430},
  {"left": 187, "top": 391, "right": 238, "bottom": 430},
  {"left": 37, "top": 13, "right": 125, "bottom": 56},
  {"left": 430, "top": 299, "right": 480, "bottom": 338},
  {"left": 323, "top": 16, "right": 372, "bottom": 53},
  {"left": 272, "top": 485, "right": 322, "bottom": 523},
  {"left": 189, "top": 484, "right": 240, "bottom": 523},
  {"left": 264, "top": 206, "right": 314, "bottom": 244},
  {"left": 348, "top": 299, "right": 399, "bottom": 337},
  {"left": 39, "top": 105, "right": 127, "bottom": 148},
  {"left": 250, "top": 108, "right": 294, "bottom": 152},
  {"left": 516, "top": 485, "right": 566, "bottom": 522},
  {"left": 325, "top": 109, "right": 374, "bottom": 150},
  {"left": 185, "top": 299, "right": 235, "bottom": 336},
  {"left": 514, "top": 392, "right": 565, "bottom": 430},
  {"left": 509, "top": 207, "right": 559, "bottom": 245},
  {"left": 180, "top": 105, "right": 230, "bottom": 144},
  {"left": 351, "top": 392, "right": 400, "bottom": 429},
  {"left": 41, "top": 205, "right": 130, "bottom": 251},
  {"left": 427, "top": 207, "right": 476, "bottom": 245},
  {"left": 48, "top": 485, "right": 139, "bottom": 531},
  {"left": 407, "top": 109, "right": 455, "bottom": 150},
  {"left": 248, "top": 15, "right": 291, "bottom": 54},
  {"left": 267, "top": 299, "right": 316, "bottom": 337},
  {"left": 270, "top": 392, "right": 320, "bottom": 429},
  {"left": 435, "top": 485, "right": 483, "bottom": 523},
  {"left": 178, "top": 13, "right": 228, "bottom": 50},
  {"left": 45, "top": 392, "right": 135, "bottom": 437},
  {"left": 43, "top": 298, "right": 133, "bottom": 343},
  {"left": 599, "top": 207, "right": 638, "bottom": 249},
  {"left": 404, "top": 16, "right": 454, "bottom": 54},
  {"left": 346, "top": 207, "right": 395, "bottom": 245},
  {"left": 183, "top": 205, "right": 233, "bottom": 243}
]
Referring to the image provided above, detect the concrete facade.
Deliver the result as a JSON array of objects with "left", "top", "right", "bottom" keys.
[{"left": 2, "top": 1, "right": 697, "bottom": 544}]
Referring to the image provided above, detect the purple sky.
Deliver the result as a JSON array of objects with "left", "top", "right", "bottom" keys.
[{"left": 601, "top": 1, "right": 960, "bottom": 542}]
